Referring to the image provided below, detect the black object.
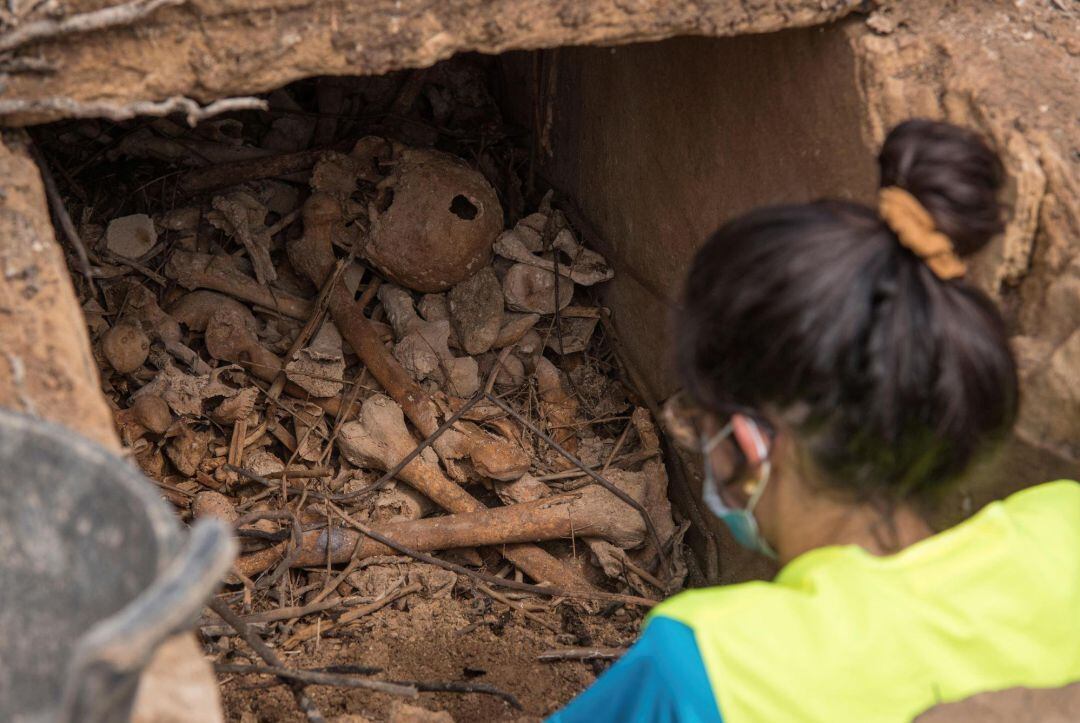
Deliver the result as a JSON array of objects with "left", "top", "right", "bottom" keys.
[{"left": 0, "top": 409, "right": 236, "bottom": 723}]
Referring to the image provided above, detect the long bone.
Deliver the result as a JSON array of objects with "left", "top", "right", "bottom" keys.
[
  {"left": 288, "top": 193, "right": 440, "bottom": 436},
  {"left": 166, "top": 250, "right": 313, "bottom": 319},
  {"left": 236, "top": 484, "right": 645, "bottom": 576},
  {"left": 332, "top": 394, "right": 584, "bottom": 588}
]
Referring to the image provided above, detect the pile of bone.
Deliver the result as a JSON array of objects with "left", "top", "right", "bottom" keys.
[{"left": 88, "top": 137, "right": 686, "bottom": 599}]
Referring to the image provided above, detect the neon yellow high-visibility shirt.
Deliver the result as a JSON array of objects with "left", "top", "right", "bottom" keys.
[{"left": 553, "top": 480, "right": 1080, "bottom": 722}]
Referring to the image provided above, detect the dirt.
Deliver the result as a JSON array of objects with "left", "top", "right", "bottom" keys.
[{"left": 218, "top": 594, "right": 637, "bottom": 721}]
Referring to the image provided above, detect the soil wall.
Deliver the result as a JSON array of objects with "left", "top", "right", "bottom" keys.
[
  {"left": 0, "top": 0, "right": 860, "bottom": 126},
  {"left": 500, "top": 28, "right": 877, "bottom": 577},
  {"left": 847, "top": 2, "right": 1080, "bottom": 515},
  {"left": 510, "top": 27, "right": 877, "bottom": 400}
]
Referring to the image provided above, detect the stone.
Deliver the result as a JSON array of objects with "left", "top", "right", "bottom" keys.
[
  {"left": 448, "top": 267, "right": 504, "bottom": 355},
  {"left": 1015, "top": 330, "right": 1080, "bottom": 462},
  {"left": 106, "top": 214, "right": 157, "bottom": 259}
]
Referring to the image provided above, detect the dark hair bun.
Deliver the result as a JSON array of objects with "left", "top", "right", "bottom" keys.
[{"left": 878, "top": 119, "right": 1005, "bottom": 256}]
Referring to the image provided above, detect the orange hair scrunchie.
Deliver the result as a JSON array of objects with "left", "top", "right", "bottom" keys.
[{"left": 878, "top": 186, "right": 966, "bottom": 281}]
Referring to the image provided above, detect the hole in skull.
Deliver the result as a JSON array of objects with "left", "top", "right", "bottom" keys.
[{"left": 449, "top": 194, "right": 479, "bottom": 220}]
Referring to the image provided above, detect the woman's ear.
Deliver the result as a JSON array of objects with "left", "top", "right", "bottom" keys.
[
  {"left": 732, "top": 414, "right": 769, "bottom": 466},
  {"left": 660, "top": 392, "right": 705, "bottom": 450}
]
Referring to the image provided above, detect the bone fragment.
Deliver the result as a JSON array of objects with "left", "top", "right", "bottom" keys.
[
  {"left": 417, "top": 293, "right": 464, "bottom": 349},
  {"left": 113, "top": 394, "right": 172, "bottom": 445},
  {"left": 536, "top": 357, "right": 580, "bottom": 466},
  {"left": 202, "top": 302, "right": 284, "bottom": 379},
  {"left": 495, "top": 474, "right": 551, "bottom": 505},
  {"left": 494, "top": 221, "right": 614, "bottom": 287},
  {"left": 338, "top": 395, "right": 482, "bottom": 513},
  {"left": 493, "top": 313, "right": 540, "bottom": 349},
  {"left": 117, "top": 281, "right": 209, "bottom": 374},
  {"left": 177, "top": 149, "right": 325, "bottom": 195},
  {"left": 193, "top": 491, "right": 238, "bottom": 524},
  {"left": 101, "top": 321, "right": 149, "bottom": 373},
  {"left": 418, "top": 293, "right": 449, "bottom": 323},
  {"left": 106, "top": 213, "right": 157, "bottom": 259},
  {"left": 379, "top": 284, "right": 478, "bottom": 395},
  {"left": 480, "top": 351, "right": 525, "bottom": 391},
  {"left": 210, "top": 191, "right": 276, "bottom": 285},
  {"left": 165, "top": 251, "right": 312, "bottom": 319},
  {"left": 284, "top": 320, "right": 345, "bottom": 397},
  {"left": 546, "top": 316, "right": 599, "bottom": 355},
  {"left": 502, "top": 263, "right": 574, "bottom": 314},
  {"left": 454, "top": 421, "right": 530, "bottom": 481},
  {"left": 166, "top": 422, "right": 213, "bottom": 476},
  {"left": 155, "top": 206, "right": 200, "bottom": 232}
]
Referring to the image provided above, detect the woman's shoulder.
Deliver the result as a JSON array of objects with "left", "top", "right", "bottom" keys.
[
  {"left": 650, "top": 479, "right": 1080, "bottom": 637},
  {"left": 647, "top": 578, "right": 798, "bottom": 637},
  {"left": 989, "top": 479, "right": 1080, "bottom": 569},
  {"left": 1000, "top": 478, "right": 1080, "bottom": 513}
]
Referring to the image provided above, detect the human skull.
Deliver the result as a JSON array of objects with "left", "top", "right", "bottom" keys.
[{"left": 365, "top": 149, "right": 503, "bottom": 293}]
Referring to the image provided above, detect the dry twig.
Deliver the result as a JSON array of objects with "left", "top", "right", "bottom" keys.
[
  {"left": 283, "top": 580, "right": 422, "bottom": 649},
  {"left": 237, "top": 595, "right": 374, "bottom": 624},
  {"left": 214, "top": 663, "right": 417, "bottom": 697},
  {"left": 538, "top": 646, "right": 626, "bottom": 662},
  {"left": 28, "top": 141, "right": 94, "bottom": 291},
  {"left": 0, "top": 0, "right": 183, "bottom": 54},
  {"left": 208, "top": 597, "right": 327, "bottom": 723},
  {"left": 0, "top": 95, "right": 267, "bottom": 125}
]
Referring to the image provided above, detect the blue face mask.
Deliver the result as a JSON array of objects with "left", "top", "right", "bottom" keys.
[{"left": 701, "top": 422, "right": 777, "bottom": 559}]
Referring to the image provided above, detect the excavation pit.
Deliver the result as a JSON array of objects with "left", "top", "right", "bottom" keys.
[{"left": 28, "top": 48, "right": 736, "bottom": 722}]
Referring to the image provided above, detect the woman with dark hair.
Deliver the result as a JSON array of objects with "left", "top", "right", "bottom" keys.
[{"left": 550, "top": 120, "right": 1080, "bottom": 722}]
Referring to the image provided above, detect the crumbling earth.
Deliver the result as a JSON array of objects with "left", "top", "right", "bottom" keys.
[{"left": 29, "top": 59, "right": 687, "bottom": 721}]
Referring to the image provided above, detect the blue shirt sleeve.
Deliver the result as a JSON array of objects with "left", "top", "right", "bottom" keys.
[{"left": 547, "top": 616, "right": 722, "bottom": 723}]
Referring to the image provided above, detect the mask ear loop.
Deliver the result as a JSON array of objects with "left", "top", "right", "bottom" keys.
[
  {"left": 732, "top": 414, "right": 772, "bottom": 514},
  {"left": 702, "top": 421, "right": 733, "bottom": 454}
]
